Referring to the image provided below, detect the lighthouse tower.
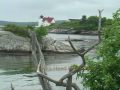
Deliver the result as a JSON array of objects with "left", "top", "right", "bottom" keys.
[{"left": 38, "top": 15, "right": 43, "bottom": 27}]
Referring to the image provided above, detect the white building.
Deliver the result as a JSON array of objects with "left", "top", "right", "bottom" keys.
[{"left": 38, "top": 15, "right": 55, "bottom": 27}]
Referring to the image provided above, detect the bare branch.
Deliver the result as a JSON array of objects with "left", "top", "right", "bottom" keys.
[
  {"left": 37, "top": 71, "right": 58, "bottom": 83},
  {"left": 81, "top": 9, "right": 103, "bottom": 55},
  {"left": 66, "top": 67, "right": 73, "bottom": 90},
  {"left": 83, "top": 10, "right": 103, "bottom": 55},
  {"left": 37, "top": 71, "right": 80, "bottom": 90},
  {"left": 59, "top": 63, "right": 85, "bottom": 82},
  {"left": 36, "top": 46, "right": 81, "bottom": 90},
  {"left": 83, "top": 42, "right": 100, "bottom": 55},
  {"left": 59, "top": 9, "right": 103, "bottom": 82},
  {"left": 58, "top": 36, "right": 86, "bottom": 82},
  {"left": 98, "top": 9, "right": 104, "bottom": 42},
  {"left": 29, "top": 30, "right": 52, "bottom": 90},
  {"left": 68, "top": 36, "right": 83, "bottom": 56}
]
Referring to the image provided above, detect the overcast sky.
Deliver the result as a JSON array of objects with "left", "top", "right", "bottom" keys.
[{"left": 0, "top": 0, "right": 120, "bottom": 22}]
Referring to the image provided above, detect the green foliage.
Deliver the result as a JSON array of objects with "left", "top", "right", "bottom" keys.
[
  {"left": 71, "top": 64, "right": 79, "bottom": 69},
  {"left": 26, "top": 25, "right": 35, "bottom": 30},
  {"left": 3, "top": 24, "right": 48, "bottom": 38},
  {"left": 113, "top": 8, "right": 120, "bottom": 26},
  {"left": 35, "top": 26, "right": 48, "bottom": 38},
  {"left": 4, "top": 24, "right": 29, "bottom": 37},
  {"left": 113, "top": 8, "right": 120, "bottom": 21},
  {"left": 78, "top": 9, "right": 120, "bottom": 90},
  {"left": 47, "top": 15, "right": 109, "bottom": 32},
  {"left": 81, "top": 15, "right": 87, "bottom": 23},
  {"left": 104, "top": 19, "right": 113, "bottom": 26},
  {"left": 87, "top": 16, "right": 98, "bottom": 26}
]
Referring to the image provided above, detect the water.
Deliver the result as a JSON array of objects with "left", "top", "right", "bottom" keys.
[
  {"left": 0, "top": 34, "right": 98, "bottom": 90},
  {"left": 48, "top": 33, "right": 98, "bottom": 41},
  {"left": 0, "top": 54, "right": 82, "bottom": 90}
]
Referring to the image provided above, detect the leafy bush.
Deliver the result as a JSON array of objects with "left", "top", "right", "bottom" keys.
[
  {"left": 78, "top": 9, "right": 120, "bottom": 90},
  {"left": 4, "top": 24, "right": 29, "bottom": 37},
  {"left": 3, "top": 24, "right": 48, "bottom": 38},
  {"left": 35, "top": 26, "right": 48, "bottom": 38},
  {"left": 47, "top": 15, "right": 109, "bottom": 31}
]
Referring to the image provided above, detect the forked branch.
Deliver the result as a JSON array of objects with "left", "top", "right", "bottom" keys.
[
  {"left": 59, "top": 9, "right": 103, "bottom": 82},
  {"left": 36, "top": 54, "right": 81, "bottom": 90}
]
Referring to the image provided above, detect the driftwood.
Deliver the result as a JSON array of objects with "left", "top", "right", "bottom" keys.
[
  {"left": 29, "top": 30, "right": 80, "bottom": 90},
  {"left": 29, "top": 30, "right": 52, "bottom": 90},
  {"left": 28, "top": 9, "right": 103, "bottom": 90}
]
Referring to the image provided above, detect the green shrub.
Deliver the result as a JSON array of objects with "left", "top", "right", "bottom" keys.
[
  {"left": 3, "top": 24, "right": 48, "bottom": 38},
  {"left": 78, "top": 8, "right": 120, "bottom": 90},
  {"left": 4, "top": 24, "right": 29, "bottom": 37},
  {"left": 35, "top": 26, "right": 48, "bottom": 38}
]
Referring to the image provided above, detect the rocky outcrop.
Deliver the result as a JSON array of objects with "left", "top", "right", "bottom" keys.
[
  {"left": 0, "top": 31, "right": 73, "bottom": 53},
  {"left": 41, "top": 36, "right": 73, "bottom": 53},
  {"left": 49, "top": 29, "right": 98, "bottom": 35},
  {"left": 0, "top": 31, "right": 31, "bottom": 52}
]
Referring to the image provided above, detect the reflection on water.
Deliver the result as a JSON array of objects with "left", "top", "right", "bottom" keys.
[
  {"left": 0, "top": 54, "right": 82, "bottom": 73},
  {"left": 0, "top": 55, "right": 39, "bottom": 90},
  {"left": 45, "top": 54, "right": 82, "bottom": 72},
  {"left": 0, "top": 55, "right": 34, "bottom": 74},
  {"left": 0, "top": 54, "right": 82, "bottom": 90}
]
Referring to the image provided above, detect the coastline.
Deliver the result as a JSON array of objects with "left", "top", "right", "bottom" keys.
[
  {"left": 0, "top": 50, "right": 76, "bottom": 56},
  {"left": 49, "top": 29, "right": 98, "bottom": 35},
  {"left": 0, "top": 30, "right": 97, "bottom": 55}
]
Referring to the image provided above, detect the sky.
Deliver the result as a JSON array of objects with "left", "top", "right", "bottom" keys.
[{"left": 0, "top": 0, "right": 120, "bottom": 22}]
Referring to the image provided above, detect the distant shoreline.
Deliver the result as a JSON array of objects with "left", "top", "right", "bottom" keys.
[{"left": 49, "top": 29, "right": 98, "bottom": 35}]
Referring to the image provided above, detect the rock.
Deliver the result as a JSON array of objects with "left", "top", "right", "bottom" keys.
[
  {"left": 49, "top": 29, "right": 98, "bottom": 35},
  {"left": 49, "top": 29, "right": 77, "bottom": 34},
  {"left": 0, "top": 31, "right": 31, "bottom": 52},
  {"left": 0, "top": 31, "right": 73, "bottom": 53},
  {"left": 41, "top": 36, "right": 73, "bottom": 53}
]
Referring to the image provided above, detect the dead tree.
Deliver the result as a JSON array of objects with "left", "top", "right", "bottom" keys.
[
  {"left": 29, "top": 31, "right": 52, "bottom": 90},
  {"left": 29, "top": 9, "right": 103, "bottom": 90},
  {"left": 59, "top": 9, "right": 103, "bottom": 83}
]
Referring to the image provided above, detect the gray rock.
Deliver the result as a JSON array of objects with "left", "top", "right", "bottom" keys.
[
  {"left": 0, "top": 31, "right": 31, "bottom": 51},
  {"left": 41, "top": 36, "right": 73, "bottom": 53},
  {"left": 0, "top": 31, "right": 73, "bottom": 53}
]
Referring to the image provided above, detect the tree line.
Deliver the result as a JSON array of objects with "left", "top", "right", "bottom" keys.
[
  {"left": 47, "top": 15, "right": 113, "bottom": 31},
  {"left": 77, "top": 8, "right": 120, "bottom": 90}
]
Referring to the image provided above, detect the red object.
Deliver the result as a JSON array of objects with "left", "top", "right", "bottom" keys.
[{"left": 42, "top": 17, "right": 54, "bottom": 23}]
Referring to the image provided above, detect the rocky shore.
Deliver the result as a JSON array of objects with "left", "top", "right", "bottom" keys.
[
  {"left": 0, "top": 31, "right": 73, "bottom": 54},
  {"left": 49, "top": 29, "right": 98, "bottom": 35}
]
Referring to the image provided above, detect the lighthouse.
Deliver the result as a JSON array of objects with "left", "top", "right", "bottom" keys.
[
  {"left": 37, "top": 15, "right": 43, "bottom": 27},
  {"left": 38, "top": 15, "right": 55, "bottom": 27}
]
